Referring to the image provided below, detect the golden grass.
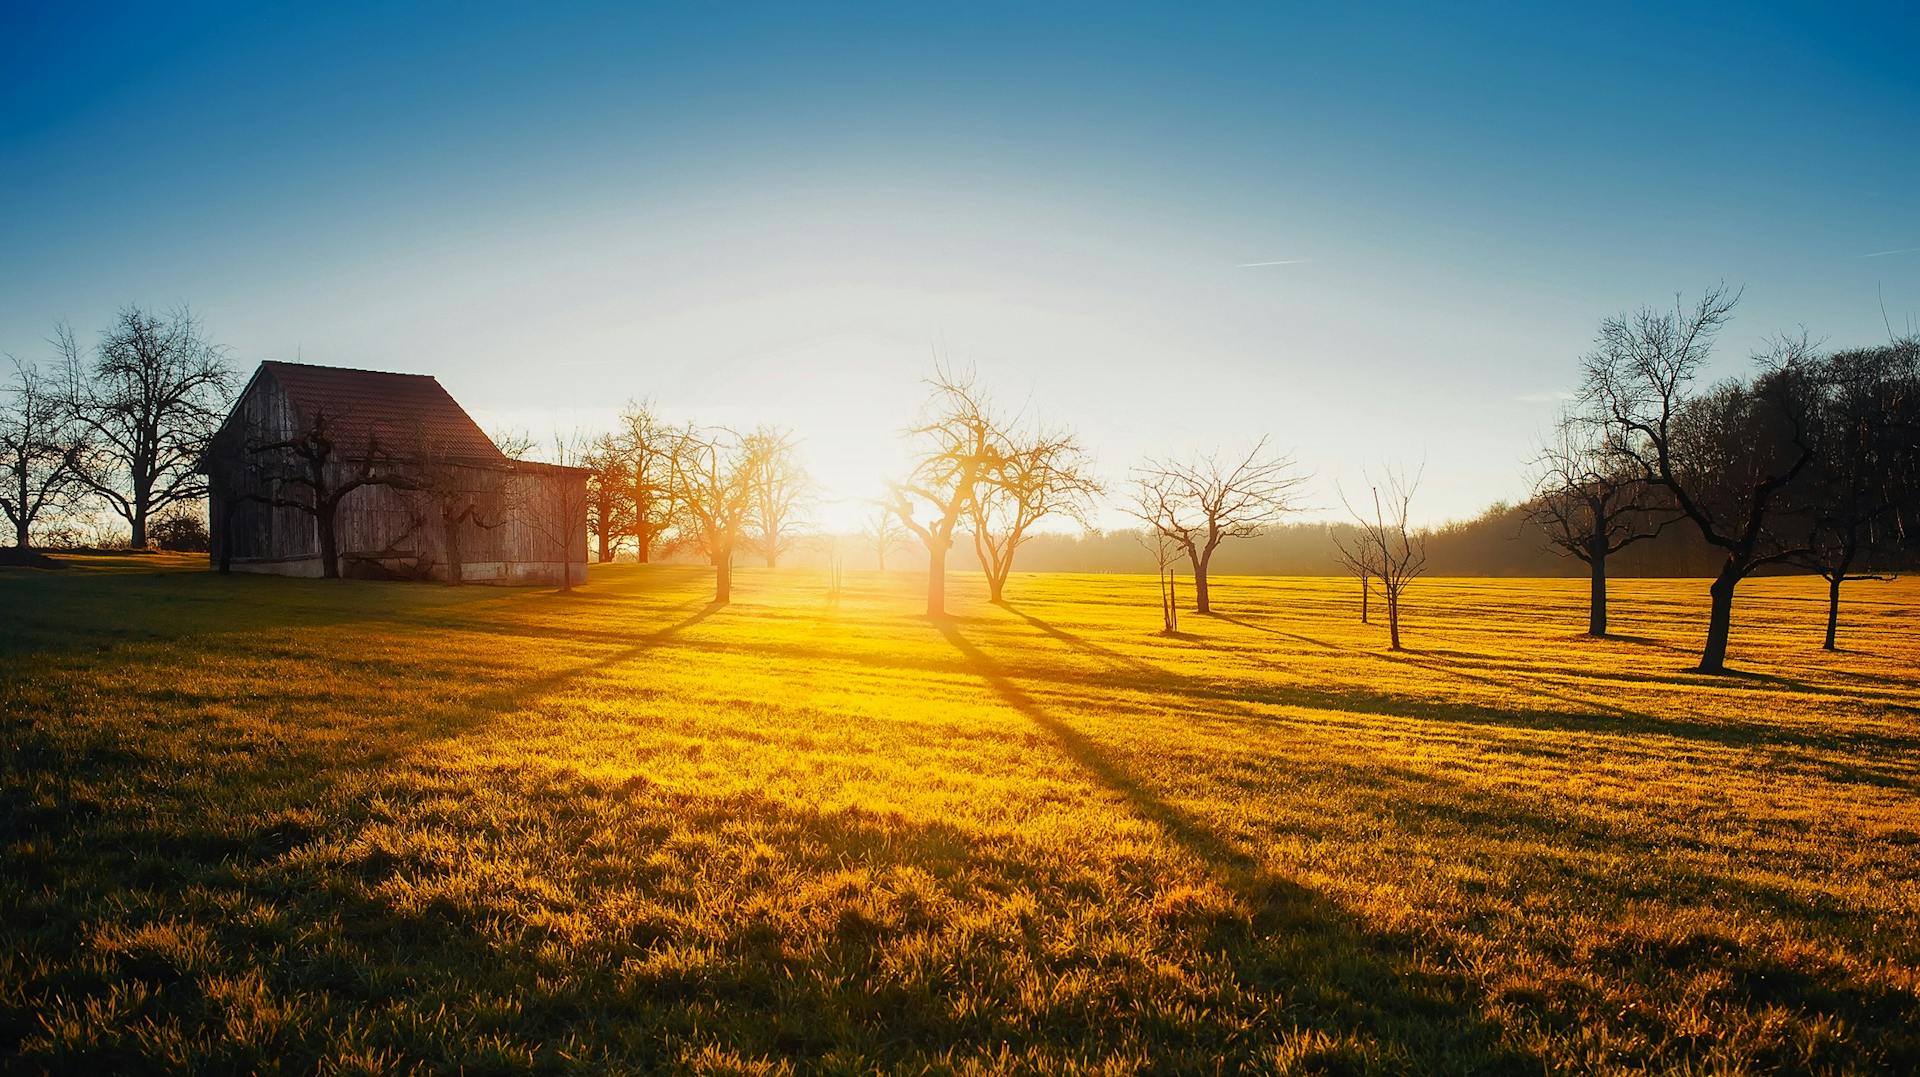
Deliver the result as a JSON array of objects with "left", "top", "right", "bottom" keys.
[{"left": 2, "top": 556, "right": 1916, "bottom": 1073}]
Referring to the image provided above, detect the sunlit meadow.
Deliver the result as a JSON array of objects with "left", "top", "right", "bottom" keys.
[{"left": 3, "top": 557, "right": 1917, "bottom": 1073}]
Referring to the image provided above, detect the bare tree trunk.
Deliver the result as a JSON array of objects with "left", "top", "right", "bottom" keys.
[
  {"left": 1386, "top": 590, "right": 1402, "bottom": 650},
  {"left": 445, "top": 521, "right": 464, "bottom": 586},
  {"left": 1588, "top": 560, "right": 1607, "bottom": 638},
  {"left": 926, "top": 544, "right": 947, "bottom": 617},
  {"left": 11, "top": 467, "right": 27, "bottom": 547},
  {"left": 1824, "top": 574, "right": 1842, "bottom": 651},
  {"left": 1190, "top": 550, "right": 1212, "bottom": 614},
  {"left": 1580, "top": 509, "right": 1613, "bottom": 636},
  {"left": 316, "top": 506, "right": 340, "bottom": 579},
  {"left": 131, "top": 503, "right": 149, "bottom": 548},
  {"left": 714, "top": 554, "right": 732, "bottom": 604},
  {"left": 636, "top": 527, "right": 650, "bottom": 564},
  {"left": 1698, "top": 569, "right": 1739, "bottom": 673},
  {"left": 597, "top": 532, "right": 611, "bottom": 564},
  {"left": 1360, "top": 571, "right": 1370, "bottom": 623},
  {"left": 1587, "top": 552, "right": 1607, "bottom": 638},
  {"left": 987, "top": 557, "right": 1008, "bottom": 603}
]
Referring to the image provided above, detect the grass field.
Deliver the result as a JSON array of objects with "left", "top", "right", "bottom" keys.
[{"left": 2, "top": 556, "right": 1917, "bottom": 1074}]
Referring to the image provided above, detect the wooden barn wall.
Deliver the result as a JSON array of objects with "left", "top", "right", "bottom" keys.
[
  {"left": 208, "top": 372, "right": 319, "bottom": 564},
  {"left": 206, "top": 371, "right": 588, "bottom": 585}
]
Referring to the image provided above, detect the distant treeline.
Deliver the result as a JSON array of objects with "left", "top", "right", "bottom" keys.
[{"left": 774, "top": 504, "right": 1806, "bottom": 579}]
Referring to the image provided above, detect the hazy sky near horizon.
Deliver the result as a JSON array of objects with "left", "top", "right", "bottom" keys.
[{"left": 4, "top": 2, "right": 1917, "bottom": 528}]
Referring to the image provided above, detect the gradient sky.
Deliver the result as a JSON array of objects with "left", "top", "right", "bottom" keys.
[{"left": 4, "top": 2, "right": 1917, "bottom": 528}]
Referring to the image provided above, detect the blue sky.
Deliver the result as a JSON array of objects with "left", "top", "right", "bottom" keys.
[{"left": 4, "top": 2, "right": 1917, "bottom": 525}]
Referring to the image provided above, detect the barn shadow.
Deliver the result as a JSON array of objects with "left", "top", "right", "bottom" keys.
[
  {"left": 0, "top": 565, "right": 514, "bottom": 661},
  {"left": 933, "top": 619, "right": 1535, "bottom": 1070}
]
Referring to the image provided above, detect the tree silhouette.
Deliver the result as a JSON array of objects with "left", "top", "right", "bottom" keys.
[
  {"left": 1795, "top": 339, "right": 1918, "bottom": 648},
  {"left": 746, "top": 426, "right": 810, "bottom": 568},
  {"left": 1528, "top": 415, "right": 1672, "bottom": 636},
  {"left": 1, "top": 357, "right": 88, "bottom": 548},
  {"left": 241, "top": 406, "right": 416, "bottom": 580},
  {"left": 614, "top": 402, "right": 676, "bottom": 563},
  {"left": 891, "top": 369, "right": 1003, "bottom": 618},
  {"left": 969, "top": 425, "right": 1100, "bottom": 602},
  {"left": 582, "top": 432, "right": 637, "bottom": 564},
  {"left": 1130, "top": 439, "right": 1305, "bottom": 614},
  {"left": 1580, "top": 287, "right": 1817, "bottom": 673},
  {"left": 666, "top": 425, "right": 764, "bottom": 604},
  {"left": 58, "top": 308, "right": 235, "bottom": 547},
  {"left": 861, "top": 502, "right": 907, "bottom": 572},
  {"left": 1334, "top": 468, "right": 1427, "bottom": 651}
]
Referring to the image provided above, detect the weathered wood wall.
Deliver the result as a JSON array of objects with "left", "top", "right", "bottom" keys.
[{"left": 206, "top": 370, "right": 588, "bottom": 585}]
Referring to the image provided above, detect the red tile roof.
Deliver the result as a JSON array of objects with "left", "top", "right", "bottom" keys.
[{"left": 257, "top": 361, "right": 506, "bottom": 464}]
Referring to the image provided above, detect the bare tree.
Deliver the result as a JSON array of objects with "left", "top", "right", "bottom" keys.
[
  {"left": 58, "top": 308, "right": 236, "bottom": 547},
  {"left": 491, "top": 428, "right": 536, "bottom": 461},
  {"left": 969, "top": 425, "right": 1101, "bottom": 602},
  {"left": 1579, "top": 287, "right": 1818, "bottom": 672},
  {"left": 1129, "top": 439, "right": 1305, "bottom": 614},
  {"left": 1, "top": 357, "right": 88, "bottom": 548},
  {"left": 891, "top": 369, "right": 1004, "bottom": 618},
  {"left": 860, "top": 501, "right": 908, "bottom": 571},
  {"left": 399, "top": 432, "right": 513, "bottom": 585},
  {"left": 1132, "top": 485, "right": 1182, "bottom": 634},
  {"left": 1795, "top": 339, "right": 1918, "bottom": 649},
  {"left": 1527, "top": 414, "right": 1673, "bottom": 636},
  {"left": 1334, "top": 468, "right": 1428, "bottom": 650},
  {"left": 242, "top": 407, "right": 417, "bottom": 579},
  {"left": 666, "top": 425, "right": 763, "bottom": 604},
  {"left": 745, "top": 426, "right": 810, "bottom": 568},
  {"left": 582, "top": 432, "right": 636, "bottom": 564},
  {"left": 618, "top": 401, "right": 675, "bottom": 564}
]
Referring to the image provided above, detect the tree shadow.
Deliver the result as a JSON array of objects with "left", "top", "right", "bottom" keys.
[
  {"left": 933, "top": 620, "right": 1535, "bottom": 1070},
  {"left": 1203, "top": 610, "right": 1346, "bottom": 651},
  {"left": 905, "top": 616, "right": 1919, "bottom": 778},
  {"left": 1001, "top": 605, "right": 1166, "bottom": 676},
  {"left": 1600, "top": 633, "right": 1697, "bottom": 655},
  {"left": 4, "top": 598, "right": 726, "bottom": 890}
]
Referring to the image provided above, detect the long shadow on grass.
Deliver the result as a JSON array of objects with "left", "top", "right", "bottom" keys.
[
  {"left": 1204, "top": 610, "right": 1346, "bottom": 652},
  {"left": 965, "top": 618, "right": 1919, "bottom": 1068},
  {"left": 1002, "top": 604, "right": 1166, "bottom": 674},
  {"left": 1341, "top": 762, "right": 1920, "bottom": 1068},
  {"left": 1, "top": 598, "right": 725, "bottom": 940},
  {"left": 986, "top": 610, "right": 1919, "bottom": 776},
  {"left": 0, "top": 569, "right": 512, "bottom": 661},
  {"left": 935, "top": 619, "right": 1537, "bottom": 1071}
]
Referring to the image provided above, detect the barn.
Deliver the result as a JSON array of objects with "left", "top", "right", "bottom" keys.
[{"left": 202, "top": 361, "right": 588, "bottom": 585}]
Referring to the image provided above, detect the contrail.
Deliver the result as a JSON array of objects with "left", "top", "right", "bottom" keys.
[{"left": 1860, "top": 247, "right": 1920, "bottom": 258}]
